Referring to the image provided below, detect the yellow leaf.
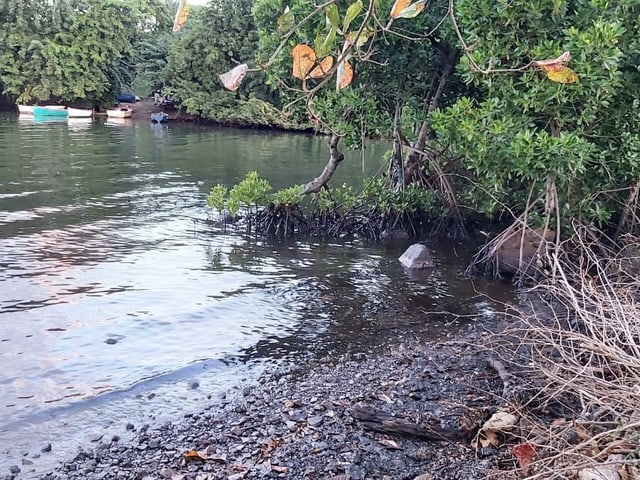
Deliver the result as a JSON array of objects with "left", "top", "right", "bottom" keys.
[
  {"left": 219, "top": 64, "right": 248, "bottom": 91},
  {"left": 336, "top": 60, "right": 353, "bottom": 91},
  {"left": 546, "top": 66, "right": 579, "bottom": 84},
  {"left": 307, "top": 56, "right": 334, "bottom": 79},
  {"left": 390, "top": 0, "right": 427, "bottom": 19},
  {"left": 390, "top": 0, "right": 411, "bottom": 18},
  {"left": 292, "top": 44, "right": 316, "bottom": 80},
  {"left": 172, "top": 0, "right": 189, "bottom": 33}
]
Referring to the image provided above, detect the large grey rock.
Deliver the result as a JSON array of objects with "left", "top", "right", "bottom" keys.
[{"left": 399, "top": 243, "right": 434, "bottom": 269}]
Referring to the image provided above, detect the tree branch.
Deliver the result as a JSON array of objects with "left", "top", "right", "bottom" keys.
[{"left": 302, "top": 134, "right": 344, "bottom": 194}]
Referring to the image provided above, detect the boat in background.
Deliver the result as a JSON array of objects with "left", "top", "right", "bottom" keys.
[
  {"left": 67, "top": 117, "right": 93, "bottom": 130},
  {"left": 106, "top": 106, "right": 132, "bottom": 118},
  {"left": 33, "top": 106, "right": 68, "bottom": 117},
  {"left": 17, "top": 105, "right": 34, "bottom": 115},
  {"left": 106, "top": 117, "right": 133, "bottom": 127},
  {"left": 151, "top": 112, "right": 169, "bottom": 123},
  {"left": 67, "top": 107, "right": 93, "bottom": 118}
]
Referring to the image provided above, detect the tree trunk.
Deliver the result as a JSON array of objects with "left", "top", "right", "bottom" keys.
[
  {"left": 302, "top": 134, "right": 344, "bottom": 194},
  {"left": 406, "top": 47, "right": 457, "bottom": 168}
]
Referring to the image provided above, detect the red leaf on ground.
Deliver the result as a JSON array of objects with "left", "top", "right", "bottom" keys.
[{"left": 513, "top": 443, "right": 536, "bottom": 474}]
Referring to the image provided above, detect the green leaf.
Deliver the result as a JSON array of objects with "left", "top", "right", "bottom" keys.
[
  {"left": 315, "top": 27, "right": 337, "bottom": 58},
  {"left": 345, "top": 28, "right": 373, "bottom": 48},
  {"left": 343, "top": 0, "right": 363, "bottom": 33},
  {"left": 325, "top": 4, "right": 340, "bottom": 32},
  {"left": 277, "top": 6, "right": 295, "bottom": 34}
]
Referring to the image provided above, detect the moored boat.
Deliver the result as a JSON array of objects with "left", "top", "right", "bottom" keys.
[
  {"left": 67, "top": 107, "right": 93, "bottom": 118},
  {"left": 106, "top": 117, "right": 133, "bottom": 126},
  {"left": 150, "top": 112, "right": 169, "bottom": 123},
  {"left": 33, "top": 106, "right": 68, "bottom": 117},
  {"left": 17, "top": 105, "right": 34, "bottom": 115},
  {"left": 106, "top": 106, "right": 133, "bottom": 118}
]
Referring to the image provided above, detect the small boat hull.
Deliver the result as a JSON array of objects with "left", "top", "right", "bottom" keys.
[
  {"left": 67, "top": 107, "right": 94, "bottom": 118},
  {"left": 33, "top": 106, "right": 68, "bottom": 117},
  {"left": 106, "top": 106, "right": 133, "bottom": 118},
  {"left": 106, "top": 117, "right": 133, "bottom": 126},
  {"left": 17, "top": 105, "right": 34, "bottom": 115}
]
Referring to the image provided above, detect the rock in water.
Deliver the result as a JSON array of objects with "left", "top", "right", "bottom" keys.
[{"left": 399, "top": 244, "right": 434, "bottom": 269}]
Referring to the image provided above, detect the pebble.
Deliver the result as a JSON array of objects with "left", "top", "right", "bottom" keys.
[
  {"left": 41, "top": 443, "right": 52, "bottom": 453},
  {"left": 28, "top": 331, "right": 501, "bottom": 480}
]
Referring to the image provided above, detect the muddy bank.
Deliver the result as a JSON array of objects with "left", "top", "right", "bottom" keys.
[{"left": 9, "top": 318, "right": 520, "bottom": 480}]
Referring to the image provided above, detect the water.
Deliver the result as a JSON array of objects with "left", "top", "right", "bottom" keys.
[{"left": 0, "top": 114, "right": 513, "bottom": 476}]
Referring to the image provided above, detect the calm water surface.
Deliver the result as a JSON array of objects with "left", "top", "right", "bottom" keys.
[{"left": 0, "top": 114, "right": 513, "bottom": 476}]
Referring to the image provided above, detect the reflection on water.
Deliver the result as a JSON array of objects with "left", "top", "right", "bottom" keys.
[{"left": 0, "top": 113, "right": 514, "bottom": 476}]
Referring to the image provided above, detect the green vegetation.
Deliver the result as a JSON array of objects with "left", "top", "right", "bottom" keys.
[
  {"left": 0, "top": 0, "right": 169, "bottom": 105},
  {"left": 207, "top": 172, "right": 437, "bottom": 239},
  {"left": 3, "top": 0, "right": 640, "bottom": 251}
]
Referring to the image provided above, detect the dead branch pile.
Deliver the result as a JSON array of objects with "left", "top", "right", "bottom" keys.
[{"left": 497, "top": 231, "right": 640, "bottom": 479}]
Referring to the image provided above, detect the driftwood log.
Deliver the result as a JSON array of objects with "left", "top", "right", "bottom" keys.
[
  {"left": 303, "top": 134, "right": 344, "bottom": 194},
  {"left": 351, "top": 404, "right": 471, "bottom": 441}
]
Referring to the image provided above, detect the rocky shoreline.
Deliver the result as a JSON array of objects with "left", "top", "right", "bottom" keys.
[{"left": 4, "top": 319, "right": 517, "bottom": 480}]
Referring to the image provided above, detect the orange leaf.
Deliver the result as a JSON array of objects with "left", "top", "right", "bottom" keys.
[
  {"left": 512, "top": 443, "right": 536, "bottom": 474},
  {"left": 307, "top": 56, "right": 334, "bottom": 79},
  {"left": 292, "top": 44, "right": 316, "bottom": 80},
  {"left": 390, "top": 0, "right": 427, "bottom": 19},
  {"left": 390, "top": 0, "right": 411, "bottom": 18},
  {"left": 184, "top": 449, "right": 206, "bottom": 461},
  {"left": 336, "top": 60, "right": 353, "bottom": 91},
  {"left": 219, "top": 64, "right": 248, "bottom": 92},
  {"left": 546, "top": 66, "right": 579, "bottom": 84}
]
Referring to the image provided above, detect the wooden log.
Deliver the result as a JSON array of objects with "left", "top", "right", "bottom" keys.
[{"left": 351, "top": 404, "right": 466, "bottom": 441}]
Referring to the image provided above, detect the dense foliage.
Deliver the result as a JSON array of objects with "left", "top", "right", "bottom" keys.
[
  {"left": 432, "top": 0, "right": 640, "bottom": 230},
  {"left": 3, "top": 0, "right": 640, "bottom": 239},
  {"left": 0, "top": 0, "right": 168, "bottom": 105}
]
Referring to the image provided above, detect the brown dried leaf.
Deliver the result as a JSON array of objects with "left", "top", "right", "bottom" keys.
[
  {"left": 482, "top": 411, "right": 519, "bottom": 431},
  {"left": 378, "top": 438, "right": 402, "bottom": 450},
  {"left": 534, "top": 51, "right": 571, "bottom": 68},
  {"left": 292, "top": 44, "right": 316, "bottom": 80},
  {"left": 219, "top": 64, "right": 248, "bottom": 92},
  {"left": 413, "top": 475, "right": 434, "bottom": 480},
  {"left": 271, "top": 465, "right": 288, "bottom": 473},
  {"left": 307, "top": 56, "right": 334, "bottom": 79},
  {"left": 184, "top": 449, "right": 206, "bottom": 462},
  {"left": 336, "top": 60, "right": 353, "bottom": 91}
]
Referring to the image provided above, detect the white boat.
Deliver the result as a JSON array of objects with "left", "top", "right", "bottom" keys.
[
  {"left": 67, "top": 107, "right": 93, "bottom": 118},
  {"left": 68, "top": 117, "right": 93, "bottom": 130},
  {"left": 17, "top": 105, "right": 34, "bottom": 115},
  {"left": 106, "top": 117, "right": 133, "bottom": 127},
  {"left": 106, "top": 106, "right": 133, "bottom": 118}
]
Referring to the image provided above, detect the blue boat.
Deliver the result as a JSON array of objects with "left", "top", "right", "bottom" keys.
[
  {"left": 33, "top": 106, "right": 68, "bottom": 117},
  {"left": 151, "top": 112, "right": 169, "bottom": 123}
]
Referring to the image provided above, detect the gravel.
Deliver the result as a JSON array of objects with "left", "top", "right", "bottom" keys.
[{"left": 5, "top": 324, "right": 514, "bottom": 480}]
